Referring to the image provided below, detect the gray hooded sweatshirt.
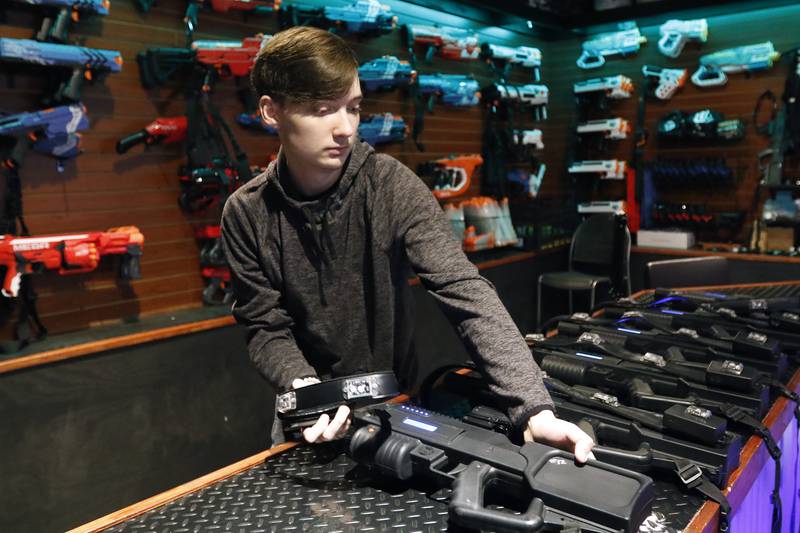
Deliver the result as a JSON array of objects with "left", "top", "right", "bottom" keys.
[{"left": 220, "top": 139, "right": 553, "bottom": 427}]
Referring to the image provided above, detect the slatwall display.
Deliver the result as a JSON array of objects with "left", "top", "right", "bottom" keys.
[{"left": 0, "top": 0, "right": 551, "bottom": 338}]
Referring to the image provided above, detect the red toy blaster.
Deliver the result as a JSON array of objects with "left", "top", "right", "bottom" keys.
[
  {"left": 0, "top": 226, "right": 144, "bottom": 297},
  {"left": 115, "top": 116, "right": 188, "bottom": 154},
  {"left": 192, "top": 34, "right": 272, "bottom": 78}
]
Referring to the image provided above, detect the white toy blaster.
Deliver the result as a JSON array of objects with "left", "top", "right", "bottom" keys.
[
  {"left": 577, "top": 26, "right": 647, "bottom": 69},
  {"left": 568, "top": 160, "right": 627, "bottom": 180},
  {"left": 573, "top": 75, "right": 634, "bottom": 100},
  {"left": 513, "top": 129, "right": 544, "bottom": 149},
  {"left": 576, "top": 118, "right": 630, "bottom": 140},
  {"left": 578, "top": 200, "right": 626, "bottom": 215},
  {"left": 642, "top": 65, "right": 687, "bottom": 100},
  {"left": 658, "top": 19, "right": 708, "bottom": 58},
  {"left": 692, "top": 41, "right": 780, "bottom": 87},
  {"left": 481, "top": 43, "right": 542, "bottom": 80}
]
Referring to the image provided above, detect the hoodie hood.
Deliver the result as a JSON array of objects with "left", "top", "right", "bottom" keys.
[{"left": 264, "top": 140, "right": 375, "bottom": 304}]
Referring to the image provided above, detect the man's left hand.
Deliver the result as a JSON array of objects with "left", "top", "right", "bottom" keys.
[{"left": 524, "top": 409, "right": 595, "bottom": 463}]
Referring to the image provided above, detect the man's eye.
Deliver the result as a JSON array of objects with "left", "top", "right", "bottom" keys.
[{"left": 348, "top": 106, "right": 362, "bottom": 114}]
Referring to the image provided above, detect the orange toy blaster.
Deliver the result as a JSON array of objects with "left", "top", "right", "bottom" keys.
[
  {"left": 0, "top": 226, "right": 143, "bottom": 297},
  {"left": 418, "top": 154, "right": 483, "bottom": 200}
]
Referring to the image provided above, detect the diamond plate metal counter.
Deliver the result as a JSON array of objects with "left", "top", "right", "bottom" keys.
[{"left": 108, "top": 443, "right": 451, "bottom": 533}]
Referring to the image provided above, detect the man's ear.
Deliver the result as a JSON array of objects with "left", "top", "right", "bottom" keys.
[{"left": 259, "top": 95, "right": 280, "bottom": 129}]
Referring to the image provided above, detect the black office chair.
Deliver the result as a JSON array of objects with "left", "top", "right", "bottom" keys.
[
  {"left": 645, "top": 256, "right": 729, "bottom": 289},
  {"left": 537, "top": 214, "right": 631, "bottom": 328}
]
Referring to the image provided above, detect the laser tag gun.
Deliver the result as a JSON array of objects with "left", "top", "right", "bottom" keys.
[
  {"left": 577, "top": 118, "right": 631, "bottom": 140},
  {"left": 652, "top": 288, "right": 800, "bottom": 317},
  {"left": 657, "top": 109, "right": 745, "bottom": 141},
  {"left": 657, "top": 19, "right": 708, "bottom": 58},
  {"left": 357, "top": 113, "right": 407, "bottom": 146},
  {"left": 358, "top": 55, "right": 414, "bottom": 91},
  {"left": 576, "top": 23, "right": 647, "bottom": 69},
  {"left": 641, "top": 65, "right": 687, "bottom": 100},
  {"left": 0, "top": 226, "right": 143, "bottom": 297},
  {"left": 115, "top": 116, "right": 188, "bottom": 154},
  {"left": 417, "top": 74, "right": 480, "bottom": 107},
  {"left": 0, "top": 38, "right": 123, "bottom": 103},
  {"left": 556, "top": 313, "right": 791, "bottom": 387},
  {"left": 183, "top": 0, "right": 279, "bottom": 42},
  {"left": 692, "top": 41, "right": 780, "bottom": 87},
  {"left": 403, "top": 23, "right": 480, "bottom": 62},
  {"left": 280, "top": 0, "right": 395, "bottom": 36},
  {"left": 507, "top": 165, "right": 545, "bottom": 199},
  {"left": 350, "top": 402, "right": 655, "bottom": 533},
  {"left": 136, "top": 34, "right": 270, "bottom": 89},
  {"left": 568, "top": 160, "right": 627, "bottom": 180},
  {"left": 480, "top": 43, "right": 542, "bottom": 81},
  {"left": 8, "top": 0, "right": 110, "bottom": 43},
  {"left": 418, "top": 154, "right": 482, "bottom": 200},
  {"left": 278, "top": 371, "right": 401, "bottom": 432}
]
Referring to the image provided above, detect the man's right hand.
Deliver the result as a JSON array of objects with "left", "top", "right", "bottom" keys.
[{"left": 291, "top": 377, "right": 352, "bottom": 443}]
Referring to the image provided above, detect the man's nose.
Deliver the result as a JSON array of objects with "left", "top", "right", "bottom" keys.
[{"left": 332, "top": 108, "right": 356, "bottom": 138}]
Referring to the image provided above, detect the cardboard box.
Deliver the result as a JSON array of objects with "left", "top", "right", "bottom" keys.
[
  {"left": 765, "top": 226, "right": 795, "bottom": 251},
  {"left": 637, "top": 229, "right": 696, "bottom": 250}
]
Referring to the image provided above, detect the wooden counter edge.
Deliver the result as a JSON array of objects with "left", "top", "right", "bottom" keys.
[
  {"left": 68, "top": 394, "right": 411, "bottom": 532},
  {"left": 684, "top": 368, "right": 800, "bottom": 532},
  {"left": 66, "top": 441, "right": 299, "bottom": 533},
  {"left": 632, "top": 246, "right": 800, "bottom": 264},
  {"left": 0, "top": 315, "right": 237, "bottom": 376}
]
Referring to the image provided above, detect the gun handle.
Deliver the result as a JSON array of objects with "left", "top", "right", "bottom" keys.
[
  {"left": 2, "top": 263, "right": 22, "bottom": 298},
  {"left": 658, "top": 32, "right": 683, "bottom": 58},
  {"left": 691, "top": 65, "right": 727, "bottom": 87},
  {"left": 450, "top": 461, "right": 544, "bottom": 533},
  {"left": 60, "top": 68, "right": 84, "bottom": 103},
  {"left": 116, "top": 130, "right": 150, "bottom": 154},
  {"left": 576, "top": 51, "right": 605, "bottom": 69},
  {"left": 120, "top": 246, "right": 142, "bottom": 280}
]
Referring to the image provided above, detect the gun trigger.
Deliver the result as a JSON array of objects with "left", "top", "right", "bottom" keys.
[
  {"left": 72, "top": 12, "right": 80, "bottom": 22},
  {"left": 84, "top": 70, "right": 93, "bottom": 81}
]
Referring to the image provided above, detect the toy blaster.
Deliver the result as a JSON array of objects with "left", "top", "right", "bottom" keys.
[
  {"left": 574, "top": 75, "right": 634, "bottom": 100},
  {"left": 483, "top": 83, "right": 549, "bottom": 120},
  {"left": 578, "top": 200, "right": 626, "bottom": 215},
  {"left": 568, "top": 160, "right": 627, "bottom": 180},
  {"left": 357, "top": 113, "right": 407, "bottom": 146},
  {"left": 418, "top": 154, "right": 482, "bottom": 200},
  {"left": 658, "top": 19, "right": 708, "bottom": 58},
  {"left": 136, "top": 34, "right": 270, "bottom": 89},
  {"left": 692, "top": 41, "right": 780, "bottom": 87},
  {"left": 281, "top": 0, "right": 395, "bottom": 35},
  {"left": 513, "top": 129, "right": 543, "bottom": 150},
  {"left": 403, "top": 23, "right": 480, "bottom": 61},
  {"left": 577, "top": 25, "right": 646, "bottom": 69},
  {"left": 641, "top": 65, "right": 687, "bottom": 100},
  {"left": 350, "top": 402, "right": 654, "bottom": 533},
  {"left": 358, "top": 55, "right": 414, "bottom": 91},
  {"left": 480, "top": 43, "right": 542, "bottom": 81},
  {"left": 577, "top": 118, "right": 631, "bottom": 140},
  {"left": 115, "top": 116, "right": 187, "bottom": 154},
  {"left": 184, "top": 0, "right": 279, "bottom": 41},
  {"left": 235, "top": 112, "right": 277, "bottom": 134},
  {"left": 0, "top": 38, "right": 122, "bottom": 103},
  {"left": 417, "top": 74, "right": 480, "bottom": 107},
  {"left": 657, "top": 109, "right": 745, "bottom": 141},
  {"left": 0, "top": 103, "right": 89, "bottom": 162},
  {"left": 0, "top": 226, "right": 143, "bottom": 297},
  {"left": 8, "top": 0, "right": 110, "bottom": 43},
  {"left": 179, "top": 166, "right": 235, "bottom": 213},
  {"left": 507, "top": 164, "right": 545, "bottom": 199}
]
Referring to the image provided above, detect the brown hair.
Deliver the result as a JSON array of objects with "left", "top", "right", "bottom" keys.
[{"left": 251, "top": 27, "right": 359, "bottom": 105}]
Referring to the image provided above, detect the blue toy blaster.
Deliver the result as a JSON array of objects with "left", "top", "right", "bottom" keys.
[
  {"left": 0, "top": 38, "right": 123, "bottom": 102},
  {"left": 692, "top": 41, "right": 780, "bottom": 87},
  {"left": 358, "top": 113, "right": 407, "bottom": 146},
  {"left": 0, "top": 104, "right": 89, "bottom": 162},
  {"left": 358, "top": 55, "right": 414, "bottom": 92},
  {"left": 418, "top": 74, "right": 480, "bottom": 107},
  {"left": 8, "top": 0, "right": 109, "bottom": 42},
  {"left": 577, "top": 25, "right": 647, "bottom": 69},
  {"left": 282, "top": 0, "right": 395, "bottom": 35},
  {"left": 235, "top": 112, "right": 277, "bottom": 135}
]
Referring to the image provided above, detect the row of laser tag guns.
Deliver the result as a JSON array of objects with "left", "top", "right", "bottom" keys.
[
  {"left": 648, "top": 158, "right": 735, "bottom": 188},
  {"left": 441, "top": 196, "right": 519, "bottom": 252},
  {"left": 576, "top": 18, "right": 781, "bottom": 87},
  {"left": 650, "top": 202, "right": 744, "bottom": 230},
  {"left": 426, "top": 287, "right": 800, "bottom": 533}
]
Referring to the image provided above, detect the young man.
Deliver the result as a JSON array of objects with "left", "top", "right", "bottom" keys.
[{"left": 221, "top": 27, "right": 594, "bottom": 461}]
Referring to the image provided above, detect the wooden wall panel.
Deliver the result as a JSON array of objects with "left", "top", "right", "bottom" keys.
[
  {"left": 0, "top": 0, "right": 549, "bottom": 339},
  {"left": 545, "top": 3, "right": 800, "bottom": 242}
]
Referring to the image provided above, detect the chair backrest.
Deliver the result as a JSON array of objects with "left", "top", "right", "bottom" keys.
[
  {"left": 645, "top": 256, "right": 730, "bottom": 289},
  {"left": 569, "top": 214, "right": 631, "bottom": 295}
]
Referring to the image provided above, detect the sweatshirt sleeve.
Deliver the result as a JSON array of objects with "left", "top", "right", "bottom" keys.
[
  {"left": 221, "top": 194, "right": 317, "bottom": 391},
  {"left": 379, "top": 158, "right": 554, "bottom": 427}
]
